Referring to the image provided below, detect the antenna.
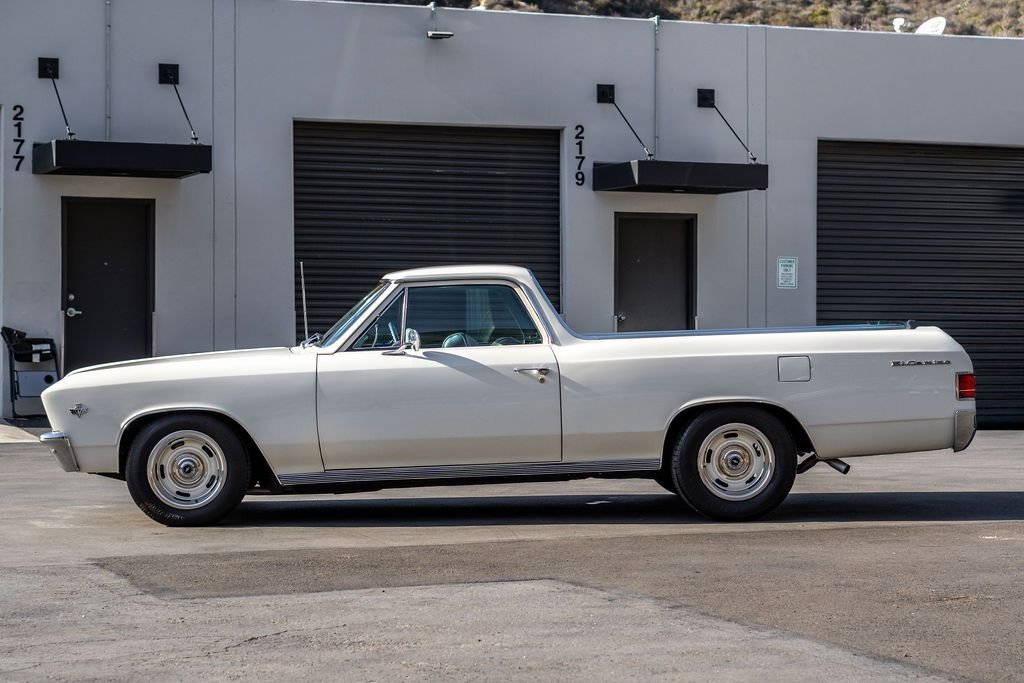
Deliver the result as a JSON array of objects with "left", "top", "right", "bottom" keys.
[
  {"left": 915, "top": 16, "right": 947, "bottom": 34},
  {"left": 300, "top": 261, "right": 309, "bottom": 341}
]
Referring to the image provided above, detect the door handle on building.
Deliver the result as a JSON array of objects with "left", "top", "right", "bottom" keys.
[
  {"left": 66, "top": 307, "right": 83, "bottom": 318},
  {"left": 514, "top": 367, "right": 550, "bottom": 383}
]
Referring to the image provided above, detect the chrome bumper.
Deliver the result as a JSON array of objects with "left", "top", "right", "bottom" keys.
[
  {"left": 40, "top": 432, "right": 79, "bottom": 472},
  {"left": 953, "top": 410, "right": 977, "bottom": 453}
]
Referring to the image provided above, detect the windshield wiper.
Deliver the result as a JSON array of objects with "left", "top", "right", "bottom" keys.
[{"left": 300, "top": 332, "right": 322, "bottom": 348}]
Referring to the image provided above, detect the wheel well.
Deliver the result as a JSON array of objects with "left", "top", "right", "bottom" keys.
[
  {"left": 117, "top": 410, "right": 278, "bottom": 489},
  {"left": 660, "top": 401, "right": 816, "bottom": 470}
]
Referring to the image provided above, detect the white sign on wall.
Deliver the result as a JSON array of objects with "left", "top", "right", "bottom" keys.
[{"left": 777, "top": 257, "right": 798, "bottom": 289}]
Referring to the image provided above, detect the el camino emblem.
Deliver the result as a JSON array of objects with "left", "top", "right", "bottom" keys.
[
  {"left": 891, "top": 360, "right": 951, "bottom": 367},
  {"left": 69, "top": 403, "right": 88, "bottom": 418}
]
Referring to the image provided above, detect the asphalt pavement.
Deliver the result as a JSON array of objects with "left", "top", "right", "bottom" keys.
[{"left": 1, "top": 426, "right": 1022, "bottom": 681}]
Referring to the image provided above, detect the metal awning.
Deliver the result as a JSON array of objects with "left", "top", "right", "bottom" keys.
[
  {"left": 32, "top": 140, "right": 212, "bottom": 178},
  {"left": 593, "top": 160, "right": 768, "bottom": 194}
]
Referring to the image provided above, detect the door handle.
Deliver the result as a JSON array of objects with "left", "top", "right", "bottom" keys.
[
  {"left": 514, "top": 367, "right": 550, "bottom": 383},
  {"left": 66, "top": 307, "right": 83, "bottom": 318}
]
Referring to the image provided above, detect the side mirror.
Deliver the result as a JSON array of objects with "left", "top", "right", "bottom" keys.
[
  {"left": 405, "top": 328, "right": 421, "bottom": 353},
  {"left": 383, "top": 328, "right": 421, "bottom": 356}
]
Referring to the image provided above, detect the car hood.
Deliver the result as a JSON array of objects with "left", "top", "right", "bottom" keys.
[{"left": 65, "top": 346, "right": 297, "bottom": 377}]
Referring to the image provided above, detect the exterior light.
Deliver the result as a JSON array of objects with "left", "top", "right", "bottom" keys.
[{"left": 427, "top": 2, "right": 454, "bottom": 39}]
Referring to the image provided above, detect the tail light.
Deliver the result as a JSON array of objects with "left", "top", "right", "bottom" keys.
[{"left": 956, "top": 373, "right": 976, "bottom": 400}]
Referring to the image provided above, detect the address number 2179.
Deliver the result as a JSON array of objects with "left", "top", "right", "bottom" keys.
[{"left": 574, "top": 124, "right": 586, "bottom": 187}]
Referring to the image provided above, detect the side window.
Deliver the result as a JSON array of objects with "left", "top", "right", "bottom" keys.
[
  {"left": 351, "top": 292, "right": 404, "bottom": 350},
  {"left": 406, "top": 285, "right": 542, "bottom": 349}
]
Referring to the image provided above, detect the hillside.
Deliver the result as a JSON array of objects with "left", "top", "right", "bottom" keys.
[{"left": 399, "top": 0, "right": 1024, "bottom": 36}]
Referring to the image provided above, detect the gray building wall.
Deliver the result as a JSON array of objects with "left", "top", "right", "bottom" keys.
[
  {"left": 1, "top": 0, "right": 1022, "bottom": 414},
  {"left": 1, "top": 0, "right": 216, "bottom": 357}
]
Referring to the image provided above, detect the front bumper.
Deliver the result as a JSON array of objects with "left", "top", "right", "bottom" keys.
[
  {"left": 953, "top": 410, "right": 977, "bottom": 453},
  {"left": 40, "top": 432, "right": 79, "bottom": 472}
]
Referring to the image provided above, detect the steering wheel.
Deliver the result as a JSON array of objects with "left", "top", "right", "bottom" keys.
[{"left": 490, "top": 336, "right": 523, "bottom": 346}]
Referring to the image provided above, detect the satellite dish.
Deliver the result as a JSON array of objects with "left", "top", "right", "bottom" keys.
[
  {"left": 915, "top": 16, "right": 947, "bottom": 34},
  {"left": 893, "top": 17, "right": 907, "bottom": 32}
]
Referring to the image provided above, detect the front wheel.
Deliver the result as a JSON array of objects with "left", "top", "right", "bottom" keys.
[
  {"left": 669, "top": 407, "right": 796, "bottom": 521},
  {"left": 125, "top": 415, "right": 250, "bottom": 526}
]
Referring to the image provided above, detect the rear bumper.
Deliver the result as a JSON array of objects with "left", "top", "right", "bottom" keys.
[
  {"left": 40, "top": 432, "right": 80, "bottom": 472},
  {"left": 953, "top": 410, "right": 977, "bottom": 453}
]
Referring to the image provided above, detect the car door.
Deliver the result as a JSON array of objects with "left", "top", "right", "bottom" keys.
[{"left": 316, "top": 281, "right": 562, "bottom": 471}]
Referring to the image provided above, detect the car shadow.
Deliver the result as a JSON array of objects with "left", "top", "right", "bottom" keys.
[{"left": 224, "top": 490, "right": 1024, "bottom": 528}]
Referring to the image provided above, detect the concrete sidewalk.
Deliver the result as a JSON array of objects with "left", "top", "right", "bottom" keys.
[{"left": 0, "top": 421, "right": 45, "bottom": 442}]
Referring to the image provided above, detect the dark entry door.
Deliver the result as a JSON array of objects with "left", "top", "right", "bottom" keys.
[
  {"left": 63, "top": 198, "right": 153, "bottom": 372},
  {"left": 615, "top": 215, "right": 695, "bottom": 332}
]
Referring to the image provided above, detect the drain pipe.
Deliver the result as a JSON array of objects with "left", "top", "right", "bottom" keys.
[
  {"left": 104, "top": 0, "right": 112, "bottom": 140},
  {"left": 651, "top": 15, "right": 660, "bottom": 158}
]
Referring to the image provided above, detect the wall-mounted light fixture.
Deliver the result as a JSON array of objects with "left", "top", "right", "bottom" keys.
[{"left": 427, "top": 2, "right": 454, "bottom": 39}]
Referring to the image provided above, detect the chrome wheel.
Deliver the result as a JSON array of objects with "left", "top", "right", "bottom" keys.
[
  {"left": 696, "top": 422, "right": 776, "bottom": 501},
  {"left": 146, "top": 430, "right": 228, "bottom": 510}
]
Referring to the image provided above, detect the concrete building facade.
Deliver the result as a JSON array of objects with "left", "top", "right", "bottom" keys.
[{"left": 1, "top": 0, "right": 1022, "bottom": 423}]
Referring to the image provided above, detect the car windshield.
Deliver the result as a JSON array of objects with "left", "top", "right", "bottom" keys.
[{"left": 316, "top": 281, "right": 389, "bottom": 347}]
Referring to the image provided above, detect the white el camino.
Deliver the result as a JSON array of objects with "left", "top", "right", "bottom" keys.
[{"left": 40, "top": 265, "right": 977, "bottom": 526}]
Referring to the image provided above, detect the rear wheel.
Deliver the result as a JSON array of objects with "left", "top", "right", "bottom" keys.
[
  {"left": 125, "top": 415, "right": 250, "bottom": 526},
  {"left": 670, "top": 407, "right": 796, "bottom": 520}
]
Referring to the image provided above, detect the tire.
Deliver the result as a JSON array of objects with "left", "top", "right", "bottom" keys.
[
  {"left": 125, "top": 414, "right": 250, "bottom": 527},
  {"left": 670, "top": 407, "right": 796, "bottom": 521}
]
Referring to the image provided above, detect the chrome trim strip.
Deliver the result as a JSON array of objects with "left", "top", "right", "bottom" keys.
[
  {"left": 953, "top": 410, "right": 976, "bottom": 453},
  {"left": 40, "top": 431, "right": 79, "bottom": 472},
  {"left": 278, "top": 458, "right": 662, "bottom": 486}
]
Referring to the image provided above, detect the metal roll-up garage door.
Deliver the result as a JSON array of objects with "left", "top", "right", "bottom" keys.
[
  {"left": 293, "top": 121, "right": 560, "bottom": 340},
  {"left": 817, "top": 140, "right": 1024, "bottom": 428}
]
